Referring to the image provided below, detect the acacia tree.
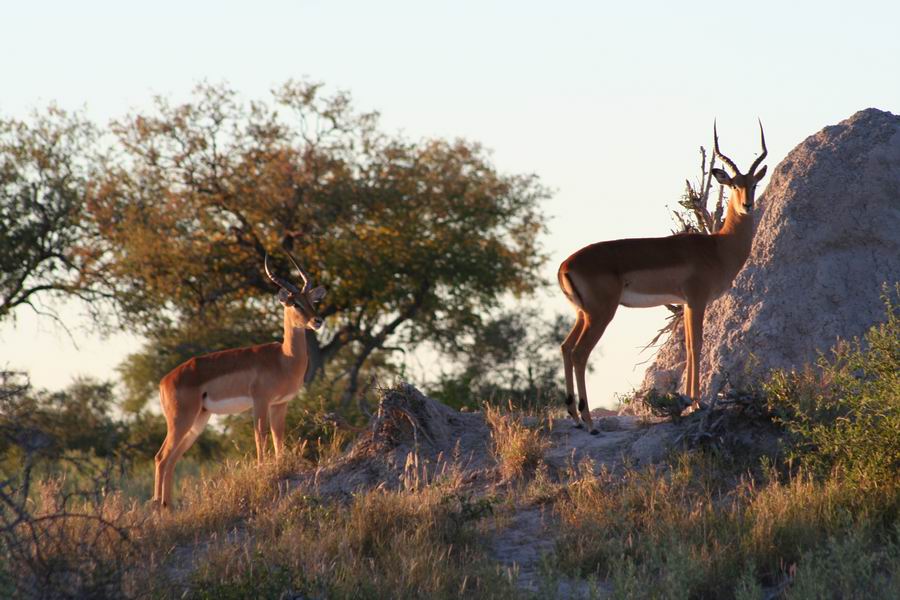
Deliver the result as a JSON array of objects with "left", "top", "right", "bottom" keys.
[
  {"left": 0, "top": 108, "right": 102, "bottom": 324},
  {"left": 86, "top": 82, "right": 550, "bottom": 409}
]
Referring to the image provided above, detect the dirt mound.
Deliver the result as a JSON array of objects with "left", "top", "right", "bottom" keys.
[
  {"left": 312, "top": 383, "right": 778, "bottom": 495},
  {"left": 311, "top": 383, "right": 493, "bottom": 496},
  {"left": 643, "top": 108, "right": 900, "bottom": 399}
]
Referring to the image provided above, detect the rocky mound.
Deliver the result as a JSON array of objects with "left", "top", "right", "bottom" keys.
[
  {"left": 643, "top": 108, "right": 900, "bottom": 399},
  {"left": 309, "top": 383, "right": 779, "bottom": 499},
  {"left": 310, "top": 383, "right": 494, "bottom": 495}
]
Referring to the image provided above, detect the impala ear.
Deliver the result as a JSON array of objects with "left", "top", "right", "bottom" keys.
[
  {"left": 711, "top": 168, "right": 733, "bottom": 186},
  {"left": 308, "top": 286, "right": 327, "bottom": 303},
  {"left": 754, "top": 165, "right": 768, "bottom": 182},
  {"left": 277, "top": 288, "right": 294, "bottom": 305}
]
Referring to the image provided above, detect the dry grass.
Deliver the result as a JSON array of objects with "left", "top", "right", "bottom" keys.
[
  {"left": 158, "top": 452, "right": 516, "bottom": 599},
  {"left": 484, "top": 404, "right": 550, "bottom": 482},
  {"left": 1, "top": 444, "right": 522, "bottom": 599},
  {"left": 149, "top": 448, "right": 309, "bottom": 545},
  {"left": 1, "top": 477, "right": 145, "bottom": 599}
]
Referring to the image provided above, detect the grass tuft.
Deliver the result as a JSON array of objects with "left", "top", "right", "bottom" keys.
[{"left": 484, "top": 404, "right": 550, "bottom": 482}]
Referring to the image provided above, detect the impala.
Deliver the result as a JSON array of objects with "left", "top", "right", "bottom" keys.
[
  {"left": 558, "top": 123, "right": 767, "bottom": 434},
  {"left": 153, "top": 251, "right": 326, "bottom": 508}
]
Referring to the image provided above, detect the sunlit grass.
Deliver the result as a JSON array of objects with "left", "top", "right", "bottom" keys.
[
  {"left": 484, "top": 403, "right": 550, "bottom": 482},
  {"left": 554, "top": 450, "right": 900, "bottom": 599}
]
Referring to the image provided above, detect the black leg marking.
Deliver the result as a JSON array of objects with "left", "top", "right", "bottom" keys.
[
  {"left": 566, "top": 394, "right": 581, "bottom": 423},
  {"left": 578, "top": 397, "right": 587, "bottom": 412}
]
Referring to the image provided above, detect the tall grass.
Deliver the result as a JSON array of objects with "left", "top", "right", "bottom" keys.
[
  {"left": 3, "top": 444, "right": 520, "bottom": 599},
  {"left": 183, "top": 484, "right": 514, "bottom": 599}
]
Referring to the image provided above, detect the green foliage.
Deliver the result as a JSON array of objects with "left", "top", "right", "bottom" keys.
[
  {"left": 0, "top": 374, "right": 225, "bottom": 472},
  {"left": 766, "top": 284, "right": 900, "bottom": 489},
  {"left": 0, "top": 376, "right": 125, "bottom": 462},
  {"left": 84, "top": 80, "right": 550, "bottom": 410},
  {"left": 0, "top": 107, "right": 101, "bottom": 321},
  {"left": 429, "top": 309, "right": 568, "bottom": 411},
  {"left": 641, "top": 388, "right": 690, "bottom": 420},
  {"left": 557, "top": 452, "right": 900, "bottom": 599},
  {"left": 785, "top": 527, "right": 900, "bottom": 600}
]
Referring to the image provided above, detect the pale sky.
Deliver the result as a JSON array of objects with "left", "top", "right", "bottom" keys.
[{"left": 2, "top": 0, "right": 899, "bottom": 408}]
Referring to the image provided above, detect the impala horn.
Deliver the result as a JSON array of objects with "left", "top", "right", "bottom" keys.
[
  {"left": 747, "top": 119, "right": 768, "bottom": 176},
  {"left": 713, "top": 120, "right": 740, "bottom": 175},
  {"left": 284, "top": 249, "right": 313, "bottom": 293},
  {"left": 264, "top": 253, "right": 302, "bottom": 295}
]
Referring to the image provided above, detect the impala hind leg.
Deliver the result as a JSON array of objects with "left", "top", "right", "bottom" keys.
[
  {"left": 153, "top": 433, "right": 174, "bottom": 505},
  {"left": 572, "top": 305, "right": 618, "bottom": 435},
  {"left": 561, "top": 311, "right": 587, "bottom": 426},
  {"left": 155, "top": 409, "right": 208, "bottom": 508}
]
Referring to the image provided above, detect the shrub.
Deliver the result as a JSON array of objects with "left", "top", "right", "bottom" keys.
[{"left": 766, "top": 284, "right": 900, "bottom": 490}]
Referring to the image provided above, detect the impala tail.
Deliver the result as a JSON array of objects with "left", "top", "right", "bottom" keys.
[{"left": 558, "top": 265, "right": 585, "bottom": 310}]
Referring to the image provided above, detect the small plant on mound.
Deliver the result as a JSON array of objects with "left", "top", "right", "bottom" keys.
[
  {"left": 641, "top": 388, "right": 691, "bottom": 420},
  {"left": 484, "top": 404, "right": 550, "bottom": 481}
]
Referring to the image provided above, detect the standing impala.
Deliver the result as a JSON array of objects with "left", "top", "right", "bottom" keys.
[
  {"left": 153, "top": 251, "right": 326, "bottom": 508},
  {"left": 558, "top": 123, "right": 767, "bottom": 434}
]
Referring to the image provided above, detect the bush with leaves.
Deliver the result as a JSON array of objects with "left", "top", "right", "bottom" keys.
[
  {"left": 428, "top": 309, "right": 569, "bottom": 411},
  {"left": 0, "top": 372, "right": 141, "bottom": 600},
  {"left": 0, "top": 108, "right": 104, "bottom": 324},
  {"left": 766, "top": 284, "right": 900, "bottom": 490}
]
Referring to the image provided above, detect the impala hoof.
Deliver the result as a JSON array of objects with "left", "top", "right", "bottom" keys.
[
  {"left": 572, "top": 423, "right": 584, "bottom": 429},
  {"left": 590, "top": 429, "right": 600, "bottom": 436}
]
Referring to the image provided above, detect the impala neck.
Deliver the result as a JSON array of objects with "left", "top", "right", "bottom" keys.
[
  {"left": 282, "top": 309, "right": 308, "bottom": 360},
  {"left": 716, "top": 194, "right": 755, "bottom": 277}
]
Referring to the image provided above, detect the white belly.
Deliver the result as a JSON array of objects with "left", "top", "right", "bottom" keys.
[
  {"left": 619, "top": 290, "right": 685, "bottom": 308},
  {"left": 202, "top": 395, "right": 254, "bottom": 415}
]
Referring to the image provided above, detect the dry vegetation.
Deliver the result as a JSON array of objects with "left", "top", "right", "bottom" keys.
[
  {"left": 2, "top": 290, "right": 898, "bottom": 599},
  {"left": 484, "top": 404, "right": 550, "bottom": 482}
]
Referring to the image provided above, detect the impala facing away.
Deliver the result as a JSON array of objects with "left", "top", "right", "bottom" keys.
[
  {"left": 558, "top": 123, "right": 768, "bottom": 434},
  {"left": 153, "top": 251, "right": 326, "bottom": 508}
]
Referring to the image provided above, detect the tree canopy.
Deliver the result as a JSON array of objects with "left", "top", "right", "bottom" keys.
[
  {"left": 0, "top": 108, "right": 101, "bottom": 323},
  {"left": 82, "top": 81, "right": 551, "bottom": 409}
]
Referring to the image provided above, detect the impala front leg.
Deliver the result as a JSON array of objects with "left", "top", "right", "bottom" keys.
[
  {"left": 269, "top": 402, "right": 288, "bottom": 460},
  {"left": 253, "top": 402, "right": 271, "bottom": 464},
  {"left": 684, "top": 303, "right": 706, "bottom": 408}
]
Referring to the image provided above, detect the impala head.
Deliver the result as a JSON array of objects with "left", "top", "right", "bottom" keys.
[
  {"left": 711, "top": 120, "right": 768, "bottom": 216},
  {"left": 264, "top": 252, "right": 327, "bottom": 331}
]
